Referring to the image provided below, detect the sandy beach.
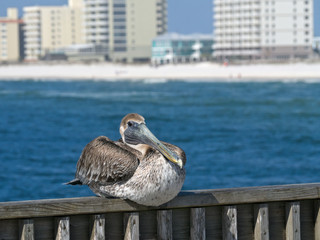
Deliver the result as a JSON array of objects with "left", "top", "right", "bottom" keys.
[{"left": 0, "top": 62, "right": 320, "bottom": 81}]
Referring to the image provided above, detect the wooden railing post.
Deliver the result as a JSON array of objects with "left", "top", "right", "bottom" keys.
[
  {"left": 90, "top": 214, "right": 105, "bottom": 240},
  {"left": 124, "top": 212, "right": 139, "bottom": 240},
  {"left": 19, "top": 219, "right": 34, "bottom": 240},
  {"left": 190, "top": 208, "right": 206, "bottom": 240},
  {"left": 157, "top": 210, "right": 172, "bottom": 240},
  {"left": 254, "top": 204, "right": 269, "bottom": 240},
  {"left": 55, "top": 217, "right": 70, "bottom": 240},
  {"left": 286, "top": 202, "right": 301, "bottom": 240},
  {"left": 222, "top": 206, "right": 238, "bottom": 240}
]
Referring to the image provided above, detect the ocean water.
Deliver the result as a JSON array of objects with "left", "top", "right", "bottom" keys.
[{"left": 0, "top": 79, "right": 319, "bottom": 202}]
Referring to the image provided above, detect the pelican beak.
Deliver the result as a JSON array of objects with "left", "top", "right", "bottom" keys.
[{"left": 124, "top": 123, "right": 183, "bottom": 168}]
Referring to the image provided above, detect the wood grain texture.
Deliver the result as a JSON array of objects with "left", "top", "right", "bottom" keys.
[
  {"left": 19, "top": 219, "right": 34, "bottom": 240},
  {"left": 286, "top": 202, "right": 301, "bottom": 240},
  {"left": 315, "top": 200, "right": 320, "bottom": 240},
  {"left": 124, "top": 212, "right": 139, "bottom": 240},
  {"left": 55, "top": 217, "right": 70, "bottom": 240},
  {"left": 205, "top": 206, "right": 222, "bottom": 239},
  {"left": 1, "top": 183, "right": 320, "bottom": 220},
  {"left": 34, "top": 217, "right": 54, "bottom": 240},
  {"left": 190, "top": 208, "right": 206, "bottom": 240},
  {"left": 70, "top": 215, "right": 89, "bottom": 240},
  {"left": 299, "top": 200, "right": 314, "bottom": 240},
  {"left": 157, "top": 210, "right": 172, "bottom": 240},
  {"left": 237, "top": 204, "right": 254, "bottom": 240},
  {"left": 90, "top": 215, "right": 105, "bottom": 240},
  {"left": 222, "top": 206, "right": 238, "bottom": 240},
  {"left": 254, "top": 204, "right": 269, "bottom": 240},
  {"left": 0, "top": 219, "right": 19, "bottom": 240},
  {"left": 172, "top": 208, "right": 190, "bottom": 240},
  {"left": 139, "top": 210, "right": 157, "bottom": 239},
  {"left": 105, "top": 213, "right": 123, "bottom": 240}
]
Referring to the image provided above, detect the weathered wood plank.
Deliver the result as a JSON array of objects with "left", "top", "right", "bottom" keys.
[
  {"left": 299, "top": 200, "right": 314, "bottom": 240},
  {"left": 157, "top": 210, "right": 172, "bottom": 240},
  {"left": 19, "top": 219, "right": 34, "bottom": 240},
  {"left": 90, "top": 215, "right": 105, "bottom": 240},
  {"left": 190, "top": 208, "right": 206, "bottom": 240},
  {"left": 315, "top": 200, "right": 320, "bottom": 240},
  {"left": 34, "top": 217, "right": 54, "bottom": 239},
  {"left": 139, "top": 211, "right": 157, "bottom": 239},
  {"left": 1, "top": 183, "right": 320, "bottom": 219},
  {"left": 238, "top": 204, "right": 254, "bottom": 239},
  {"left": 0, "top": 219, "right": 19, "bottom": 240},
  {"left": 269, "top": 202, "right": 285, "bottom": 240},
  {"left": 55, "top": 217, "right": 70, "bottom": 240},
  {"left": 123, "top": 212, "right": 139, "bottom": 240},
  {"left": 254, "top": 204, "right": 269, "bottom": 240},
  {"left": 172, "top": 208, "right": 190, "bottom": 239},
  {"left": 286, "top": 202, "right": 301, "bottom": 240},
  {"left": 222, "top": 206, "right": 238, "bottom": 240},
  {"left": 205, "top": 206, "right": 222, "bottom": 239},
  {"left": 105, "top": 213, "right": 123, "bottom": 240}
]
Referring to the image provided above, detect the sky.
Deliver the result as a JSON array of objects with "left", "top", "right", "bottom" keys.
[{"left": 0, "top": 0, "right": 319, "bottom": 36}]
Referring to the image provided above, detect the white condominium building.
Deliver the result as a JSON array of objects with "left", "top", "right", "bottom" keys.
[
  {"left": 83, "top": 0, "right": 167, "bottom": 62},
  {"left": 0, "top": 8, "right": 22, "bottom": 62},
  {"left": 23, "top": 0, "right": 83, "bottom": 61},
  {"left": 213, "top": 0, "right": 314, "bottom": 61}
]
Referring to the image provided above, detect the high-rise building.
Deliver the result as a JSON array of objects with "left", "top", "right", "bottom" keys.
[
  {"left": 213, "top": 0, "right": 314, "bottom": 61},
  {"left": 0, "top": 8, "right": 22, "bottom": 62},
  {"left": 23, "top": 0, "right": 84, "bottom": 61},
  {"left": 83, "top": 0, "right": 167, "bottom": 62}
]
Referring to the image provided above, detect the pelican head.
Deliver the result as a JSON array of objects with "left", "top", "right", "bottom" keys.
[{"left": 119, "top": 113, "right": 183, "bottom": 168}]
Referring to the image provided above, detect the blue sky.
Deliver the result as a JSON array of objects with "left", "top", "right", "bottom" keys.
[{"left": 0, "top": 0, "right": 319, "bottom": 36}]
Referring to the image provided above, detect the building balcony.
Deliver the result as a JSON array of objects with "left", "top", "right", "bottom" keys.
[
  {"left": 86, "top": 35, "right": 109, "bottom": 41},
  {"left": 84, "top": 20, "right": 108, "bottom": 27},
  {"left": 85, "top": 28, "right": 109, "bottom": 34},
  {"left": 24, "top": 37, "right": 41, "bottom": 43},
  {"left": 25, "top": 43, "right": 41, "bottom": 49},
  {"left": 85, "top": 13, "right": 108, "bottom": 20},
  {"left": 24, "top": 12, "right": 40, "bottom": 19},
  {"left": 24, "top": 24, "right": 40, "bottom": 31},
  {"left": 24, "top": 19, "right": 40, "bottom": 24},
  {"left": 84, "top": 6, "right": 108, "bottom": 13},
  {"left": 84, "top": 0, "right": 108, "bottom": 5},
  {"left": 24, "top": 31, "right": 40, "bottom": 37}
]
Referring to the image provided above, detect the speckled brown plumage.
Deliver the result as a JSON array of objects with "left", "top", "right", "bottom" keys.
[{"left": 67, "top": 113, "right": 186, "bottom": 206}]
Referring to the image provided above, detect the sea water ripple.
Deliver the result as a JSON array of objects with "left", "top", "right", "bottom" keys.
[{"left": 0, "top": 79, "right": 319, "bottom": 201}]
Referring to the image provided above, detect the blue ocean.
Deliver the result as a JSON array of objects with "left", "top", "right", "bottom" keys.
[{"left": 0, "top": 79, "right": 319, "bottom": 202}]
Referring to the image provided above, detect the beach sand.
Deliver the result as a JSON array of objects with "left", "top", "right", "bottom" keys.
[{"left": 0, "top": 62, "right": 320, "bottom": 81}]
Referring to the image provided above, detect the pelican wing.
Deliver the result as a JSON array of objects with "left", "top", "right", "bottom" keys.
[{"left": 75, "top": 136, "right": 140, "bottom": 185}]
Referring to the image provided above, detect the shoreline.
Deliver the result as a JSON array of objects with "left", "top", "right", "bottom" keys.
[{"left": 0, "top": 62, "right": 320, "bottom": 81}]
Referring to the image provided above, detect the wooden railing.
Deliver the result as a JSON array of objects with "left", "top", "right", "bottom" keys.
[{"left": 1, "top": 183, "right": 320, "bottom": 239}]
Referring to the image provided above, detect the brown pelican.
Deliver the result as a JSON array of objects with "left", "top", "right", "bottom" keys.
[{"left": 67, "top": 113, "right": 186, "bottom": 206}]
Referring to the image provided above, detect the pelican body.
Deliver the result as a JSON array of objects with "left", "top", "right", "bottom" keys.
[{"left": 67, "top": 113, "right": 186, "bottom": 206}]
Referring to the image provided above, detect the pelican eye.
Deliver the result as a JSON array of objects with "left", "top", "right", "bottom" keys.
[{"left": 127, "top": 121, "right": 134, "bottom": 127}]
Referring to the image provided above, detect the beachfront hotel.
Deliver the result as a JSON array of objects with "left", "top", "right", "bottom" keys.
[
  {"left": 0, "top": 8, "right": 23, "bottom": 62},
  {"left": 23, "top": 1, "right": 84, "bottom": 61},
  {"left": 22, "top": 0, "right": 167, "bottom": 62},
  {"left": 151, "top": 33, "right": 214, "bottom": 65},
  {"left": 213, "top": 0, "right": 314, "bottom": 61},
  {"left": 82, "top": 0, "right": 167, "bottom": 63}
]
